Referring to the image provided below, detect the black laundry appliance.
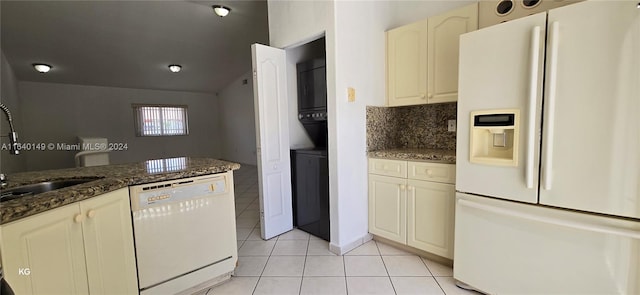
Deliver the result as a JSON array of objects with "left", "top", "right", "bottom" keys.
[
  {"left": 290, "top": 149, "right": 329, "bottom": 241},
  {"left": 291, "top": 58, "right": 329, "bottom": 241},
  {"left": 296, "top": 58, "right": 327, "bottom": 148}
]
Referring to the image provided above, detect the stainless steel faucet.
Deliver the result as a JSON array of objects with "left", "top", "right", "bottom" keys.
[
  {"left": 1, "top": 103, "right": 20, "bottom": 155},
  {"left": 1, "top": 102, "right": 20, "bottom": 188},
  {"left": 0, "top": 173, "right": 7, "bottom": 188}
]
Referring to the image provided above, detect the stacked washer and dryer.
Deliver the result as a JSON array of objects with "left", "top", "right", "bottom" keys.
[{"left": 290, "top": 59, "right": 330, "bottom": 241}]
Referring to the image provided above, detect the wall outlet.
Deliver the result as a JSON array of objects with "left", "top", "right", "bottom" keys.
[{"left": 447, "top": 120, "right": 456, "bottom": 132}]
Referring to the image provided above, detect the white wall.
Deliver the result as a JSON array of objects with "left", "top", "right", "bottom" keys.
[
  {"left": 218, "top": 72, "right": 258, "bottom": 166},
  {"left": 268, "top": 0, "right": 474, "bottom": 253},
  {"left": 331, "top": 0, "right": 390, "bottom": 251},
  {"left": 18, "top": 81, "right": 221, "bottom": 171},
  {"left": 267, "top": 1, "right": 334, "bottom": 49},
  {"left": 0, "top": 50, "right": 27, "bottom": 173}
]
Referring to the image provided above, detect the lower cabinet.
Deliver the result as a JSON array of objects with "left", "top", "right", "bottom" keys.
[
  {"left": 368, "top": 174, "right": 407, "bottom": 243},
  {"left": 406, "top": 179, "right": 455, "bottom": 258},
  {"left": 368, "top": 158, "right": 456, "bottom": 259},
  {"left": 0, "top": 188, "right": 138, "bottom": 295}
]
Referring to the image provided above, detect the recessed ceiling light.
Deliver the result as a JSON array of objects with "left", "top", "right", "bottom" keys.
[
  {"left": 168, "top": 65, "right": 182, "bottom": 73},
  {"left": 33, "top": 63, "right": 52, "bottom": 73},
  {"left": 212, "top": 5, "right": 231, "bottom": 17}
]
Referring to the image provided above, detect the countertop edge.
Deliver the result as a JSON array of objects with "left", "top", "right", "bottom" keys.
[
  {"left": 367, "top": 149, "right": 456, "bottom": 164},
  {"left": 1, "top": 160, "right": 240, "bottom": 225}
]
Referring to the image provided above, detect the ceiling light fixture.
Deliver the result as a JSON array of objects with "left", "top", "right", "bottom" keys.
[
  {"left": 33, "top": 63, "right": 52, "bottom": 73},
  {"left": 168, "top": 65, "right": 182, "bottom": 73},
  {"left": 212, "top": 5, "right": 231, "bottom": 17}
]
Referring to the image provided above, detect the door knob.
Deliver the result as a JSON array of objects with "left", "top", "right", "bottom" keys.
[
  {"left": 74, "top": 214, "right": 85, "bottom": 223},
  {"left": 87, "top": 210, "right": 96, "bottom": 219}
]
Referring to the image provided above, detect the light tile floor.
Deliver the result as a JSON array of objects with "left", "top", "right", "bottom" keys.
[{"left": 199, "top": 165, "right": 479, "bottom": 295}]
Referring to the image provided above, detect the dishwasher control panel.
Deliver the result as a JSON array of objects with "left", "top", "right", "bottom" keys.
[{"left": 129, "top": 173, "right": 229, "bottom": 210}]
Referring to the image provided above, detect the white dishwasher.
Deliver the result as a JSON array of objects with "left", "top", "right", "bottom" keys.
[{"left": 129, "top": 172, "right": 238, "bottom": 295}]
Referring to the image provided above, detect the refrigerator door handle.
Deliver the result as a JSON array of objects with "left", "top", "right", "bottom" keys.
[
  {"left": 526, "top": 26, "right": 541, "bottom": 189},
  {"left": 458, "top": 199, "right": 640, "bottom": 240},
  {"left": 543, "top": 21, "right": 560, "bottom": 191}
]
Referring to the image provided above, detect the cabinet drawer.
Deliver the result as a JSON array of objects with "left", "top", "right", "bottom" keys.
[
  {"left": 369, "top": 158, "right": 407, "bottom": 178},
  {"left": 408, "top": 162, "right": 455, "bottom": 184}
]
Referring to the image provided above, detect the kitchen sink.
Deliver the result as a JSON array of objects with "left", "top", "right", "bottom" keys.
[{"left": 0, "top": 177, "right": 102, "bottom": 203}]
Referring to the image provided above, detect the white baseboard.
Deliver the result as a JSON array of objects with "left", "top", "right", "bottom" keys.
[{"left": 329, "top": 233, "right": 373, "bottom": 255}]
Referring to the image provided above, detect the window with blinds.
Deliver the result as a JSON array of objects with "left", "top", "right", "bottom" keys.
[{"left": 133, "top": 104, "right": 189, "bottom": 136}]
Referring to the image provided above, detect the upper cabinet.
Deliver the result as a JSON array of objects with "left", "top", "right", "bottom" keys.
[
  {"left": 387, "top": 3, "right": 478, "bottom": 107},
  {"left": 427, "top": 4, "right": 478, "bottom": 104},
  {"left": 387, "top": 20, "right": 428, "bottom": 106}
]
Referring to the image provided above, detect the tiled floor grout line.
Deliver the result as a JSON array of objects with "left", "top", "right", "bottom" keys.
[
  {"left": 242, "top": 223, "right": 259, "bottom": 295},
  {"left": 342, "top": 248, "right": 350, "bottom": 294},
  {"left": 375, "top": 241, "right": 399, "bottom": 295},
  {"left": 298, "top": 235, "right": 312, "bottom": 294}
]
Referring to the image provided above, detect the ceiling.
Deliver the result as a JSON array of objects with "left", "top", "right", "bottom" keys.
[{"left": 0, "top": 1, "right": 269, "bottom": 94}]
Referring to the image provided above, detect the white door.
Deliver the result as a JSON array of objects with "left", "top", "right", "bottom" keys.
[
  {"left": 539, "top": 1, "right": 640, "bottom": 219},
  {"left": 251, "top": 43, "right": 293, "bottom": 239},
  {"left": 456, "top": 13, "right": 546, "bottom": 203}
]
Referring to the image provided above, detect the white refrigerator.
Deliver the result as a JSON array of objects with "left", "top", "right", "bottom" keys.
[{"left": 454, "top": 1, "right": 640, "bottom": 294}]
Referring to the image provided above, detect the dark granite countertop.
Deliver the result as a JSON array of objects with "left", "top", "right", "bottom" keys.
[
  {"left": 368, "top": 148, "right": 456, "bottom": 164},
  {"left": 0, "top": 157, "right": 240, "bottom": 224}
]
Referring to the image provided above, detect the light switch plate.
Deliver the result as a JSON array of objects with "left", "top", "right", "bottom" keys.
[
  {"left": 347, "top": 87, "right": 355, "bottom": 102},
  {"left": 448, "top": 120, "right": 456, "bottom": 132}
]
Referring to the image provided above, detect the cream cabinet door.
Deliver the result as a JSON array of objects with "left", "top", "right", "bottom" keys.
[
  {"left": 368, "top": 175, "right": 407, "bottom": 244},
  {"left": 80, "top": 188, "right": 138, "bottom": 295},
  {"left": 407, "top": 180, "right": 455, "bottom": 259},
  {"left": 427, "top": 3, "right": 478, "bottom": 103},
  {"left": 387, "top": 20, "right": 428, "bottom": 106},
  {"left": 0, "top": 204, "right": 89, "bottom": 295}
]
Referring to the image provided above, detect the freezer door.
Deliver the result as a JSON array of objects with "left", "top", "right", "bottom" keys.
[
  {"left": 456, "top": 13, "right": 546, "bottom": 203},
  {"left": 539, "top": 1, "right": 640, "bottom": 219},
  {"left": 454, "top": 193, "right": 640, "bottom": 295}
]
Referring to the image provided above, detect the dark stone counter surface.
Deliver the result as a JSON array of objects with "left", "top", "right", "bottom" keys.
[
  {"left": 367, "top": 148, "right": 456, "bottom": 163},
  {"left": 0, "top": 158, "right": 240, "bottom": 224}
]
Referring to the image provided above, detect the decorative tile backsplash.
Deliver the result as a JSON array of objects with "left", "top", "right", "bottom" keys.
[{"left": 366, "top": 103, "right": 457, "bottom": 151}]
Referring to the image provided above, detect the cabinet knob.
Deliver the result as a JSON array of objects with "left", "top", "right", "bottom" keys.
[
  {"left": 74, "top": 214, "right": 85, "bottom": 223},
  {"left": 426, "top": 169, "right": 433, "bottom": 176},
  {"left": 420, "top": 93, "right": 426, "bottom": 99},
  {"left": 428, "top": 93, "right": 433, "bottom": 98},
  {"left": 408, "top": 186, "right": 414, "bottom": 191},
  {"left": 87, "top": 210, "right": 96, "bottom": 219},
  {"left": 400, "top": 184, "right": 406, "bottom": 190}
]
